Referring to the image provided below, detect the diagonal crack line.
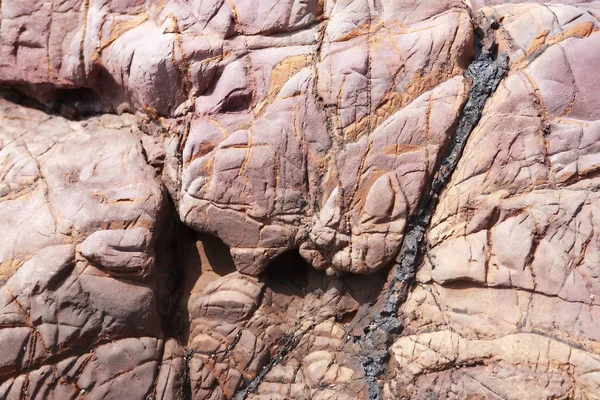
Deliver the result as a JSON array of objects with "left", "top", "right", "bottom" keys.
[
  {"left": 357, "top": 14, "right": 509, "bottom": 400},
  {"left": 385, "top": 30, "right": 508, "bottom": 317},
  {"left": 181, "top": 347, "right": 194, "bottom": 400},
  {"left": 232, "top": 321, "right": 317, "bottom": 400}
]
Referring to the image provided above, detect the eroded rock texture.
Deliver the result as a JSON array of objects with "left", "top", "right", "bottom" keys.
[
  {"left": 395, "top": 2, "right": 600, "bottom": 399},
  {"left": 1, "top": 0, "right": 600, "bottom": 399},
  {"left": 0, "top": 96, "right": 182, "bottom": 398}
]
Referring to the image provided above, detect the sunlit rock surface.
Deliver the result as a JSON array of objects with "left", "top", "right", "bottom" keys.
[{"left": 1, "top": 0, "right": 600, "bottom": 399}]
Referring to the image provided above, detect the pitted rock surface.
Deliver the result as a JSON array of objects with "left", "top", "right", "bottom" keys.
[{"left": 1, "top": 1, "right": 600, "bottom": 399}]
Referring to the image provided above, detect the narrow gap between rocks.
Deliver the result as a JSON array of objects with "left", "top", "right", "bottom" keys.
[
  {"left": 158, "top": 198, "right": 239, "bottom": 400},
  {"left": 0, "top": 86, "right": 112, "bottom": 120},
  {"left": 161, "top": 216, "right": 237, "bottom": 343},
  {"left": 50, "top": 87, "right": 105, "bottom": 117}
]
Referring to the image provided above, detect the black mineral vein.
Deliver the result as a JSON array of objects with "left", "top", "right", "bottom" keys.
[{"left": 358, "top": 14, "right": 509, "bottom": 400}]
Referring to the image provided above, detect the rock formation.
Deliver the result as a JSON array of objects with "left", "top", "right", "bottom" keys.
[{"left": 1, "top": 0, "right": 600, "bottom": 399}]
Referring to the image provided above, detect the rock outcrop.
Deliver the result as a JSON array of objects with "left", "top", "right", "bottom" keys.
[
  {"left": 395, "top": 3, "right": 600, "bottom": 398},
  {"left": 1, "top": 0, "right": 600, "bottom": 399}
]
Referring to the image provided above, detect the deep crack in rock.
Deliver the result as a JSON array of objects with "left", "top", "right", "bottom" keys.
[
  {"left": 232, "top": 327, "right": 308, "bottom": 400},
  {"left": 356, "top": 14, "right": 509, "bottom": 400},
  {"left": 181, "top": 348, "right": 194, "bottom": 400}
]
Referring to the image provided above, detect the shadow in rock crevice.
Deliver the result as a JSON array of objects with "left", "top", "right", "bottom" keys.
[
  {"left": 263, "top": 249, "right": 388, "bottom": 305},
  {"left": 164, "top": 220, "right": 237, "bottom": 344},
  {"left": 264, "top": 249, "right": 311, "bottom": 295},
  {"left": 0, "top": 84, "right": 122, "bottom": 121},
  {"left": 0, "top": 60, "right": 133, "bottom": 120},
  {"left": 261, "top": 248, "right": 390, "bottom": 328}
]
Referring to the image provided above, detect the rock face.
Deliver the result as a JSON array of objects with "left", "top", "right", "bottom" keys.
[
  {"left": 1, "top": 0, "right": 600, "bottom": 399},
  {"left": 394, "top": 3, "right": 600, "bottom": 398},
  {"left": 0, "top": 97, "right": 178, "bottom": 398}
]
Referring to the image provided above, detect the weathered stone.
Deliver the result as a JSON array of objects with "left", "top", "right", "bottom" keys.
[{"left": 1, "top": 0, "right": 600, "bottom": 399}]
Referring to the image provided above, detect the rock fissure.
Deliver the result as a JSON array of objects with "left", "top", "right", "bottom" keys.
[
  {"left": 181, "top": 348, "right": 194, "bottom": 400},
  {"left": 232, "top": 322, "right": 316, "bottom": 400},
  {"left": 354, "top": 14, "right": 509, "bottom": 400}
]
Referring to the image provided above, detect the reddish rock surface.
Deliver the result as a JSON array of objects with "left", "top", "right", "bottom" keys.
[
  {"left": 395, "top": 3, "right": 600, "bottom": 398},
  {"left": 1, "top": 0, "right": 600, "bottom": 399}
]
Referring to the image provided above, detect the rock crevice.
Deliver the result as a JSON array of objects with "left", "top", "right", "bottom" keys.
[
  {"left": 354, "top": 12, "right": 509, "bottom": 400},
  {"left": 2, "top": 1, "right": 600, "bottom": 399}
]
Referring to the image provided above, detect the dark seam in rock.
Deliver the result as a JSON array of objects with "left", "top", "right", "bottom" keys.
[
  {"left": 356, "top": 13, "right": 509, "bottom": 400},
  {"left": 232, "top": 322, "right": 317, "bottom": 400},
  {"left": 209, "top": 329, "right": 243, "bottom": 360},
  {"left": 180, "top": 347, "right": 194, "bottom": 400},
  {"left": 309, "top": 19, "right": 331, "bottom": 216},
  {"left": 80, "top": 0, "right": 90, "bottom": 80}
]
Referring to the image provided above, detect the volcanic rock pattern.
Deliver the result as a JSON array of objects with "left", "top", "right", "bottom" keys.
[{"left": 1, "top": 0, "right": 600, "bottom": 399}]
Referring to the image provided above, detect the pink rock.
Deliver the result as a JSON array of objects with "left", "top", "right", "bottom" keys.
[{"left": 1, "top": 0, "right": 600, "bottom": 398}]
